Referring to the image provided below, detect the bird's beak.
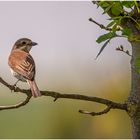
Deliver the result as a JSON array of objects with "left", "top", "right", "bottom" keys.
[{"left": 32, "top": 42, "right": 38, "bottom": 46}]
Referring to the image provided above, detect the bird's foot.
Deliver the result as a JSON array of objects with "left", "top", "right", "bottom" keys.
[
  {"left": 11, "top": 83, "right": 18, "bottom": 92},
  {"left": 11, "top": 79, "right": 20, "bottom": 92}
]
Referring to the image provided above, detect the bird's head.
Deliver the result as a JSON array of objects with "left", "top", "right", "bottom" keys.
[{"left": 12, "top": 38, "right": 38, "bottom": 53}]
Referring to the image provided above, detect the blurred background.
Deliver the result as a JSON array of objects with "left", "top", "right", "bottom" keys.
[{"left": 0, "top": 1, "right": 131, "bottom": 138}]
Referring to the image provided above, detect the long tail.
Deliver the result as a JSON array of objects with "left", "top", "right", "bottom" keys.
[{"left": 27, "top": 80, "right": 41, "bottom": 98}]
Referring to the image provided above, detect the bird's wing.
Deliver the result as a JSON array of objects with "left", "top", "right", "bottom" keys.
[{"left": 8, "top": 50, "right": 35, "bottom": 80}]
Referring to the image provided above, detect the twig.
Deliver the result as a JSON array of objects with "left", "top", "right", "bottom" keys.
[
  {"left": 89, "top": 18, "right": 112, "bottom": 31},
  {"left": 92, "top": 1, "right": 98, "bottom": 5},
  {"left": 89, "top": 18, "right": 122, "bottom": 32},
  {"left": 79, "top": 105, "right": 112, "bottom": 116},
  {"left": 0, "top": 76, "right": 127, "bottom": 116},
  {"left": 0, "top": 94, "right": 31, "bottom": 111},
  {"left": 116, "top": 46, "right": 132, "bottom": 57}
]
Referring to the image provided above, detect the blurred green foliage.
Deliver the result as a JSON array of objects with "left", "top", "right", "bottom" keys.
[{"left": 0, "top": 76, "right": 131, "bottom": 138}]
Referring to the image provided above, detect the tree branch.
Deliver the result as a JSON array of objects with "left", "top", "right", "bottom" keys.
[{"left": 0, "top": 77, "right": 128, "bottom": 115}]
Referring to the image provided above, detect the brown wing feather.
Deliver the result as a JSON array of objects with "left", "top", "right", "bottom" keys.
[{"left": 8, "top": 50, "right": 35, "bottom": 80}]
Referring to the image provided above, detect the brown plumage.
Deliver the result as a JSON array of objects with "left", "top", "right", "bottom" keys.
[{"left": 8, "top": 38, "right": 41, "bottom": 97}]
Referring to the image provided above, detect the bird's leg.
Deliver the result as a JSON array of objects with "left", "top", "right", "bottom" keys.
[
  {"left": 14, "top": 79, "right": 20, "bottom": 87},
  {"left": 11, "top": 79, "right": 20, "bottom": 92}
]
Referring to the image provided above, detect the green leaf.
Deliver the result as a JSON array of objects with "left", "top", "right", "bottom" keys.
[
  {"left": 134, "top": 1, "right": 140, "bottom": 13},
  {"left": 112, "top": 16, "right": 123, "bottom": 20},
  {"left": 121, "top": 1, "right": 134, "bottom": 8},
  {"left": 103, "top": 4, "right": 113, "bottom": 14},
  {"left": 111, "top": 2, "right": 123, "bottom": 16},
  {"left": 106, "top": 20, "right": 116, "bottom": 28},
  {"left": 95, "top": 39, "right": 111, "bottom": 59},
  {"left": 112, "top": 20, "right": 121, "bottom": 31},
  {"left": 98, "top": 1, "right": 110, "bottom": 8},
  {"left": 111, "top": 18, "right": 122, "bottom": 32},
  {"left": 122, "top": 28, "right": 132, "bottom": 36},
  {"left": 96, "top": 32, "right": 117, "bottom": 43}
]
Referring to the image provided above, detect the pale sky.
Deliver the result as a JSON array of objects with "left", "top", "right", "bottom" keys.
[
  {"left": 0, "top": 2, "right": 132, "bottom": 139},
  {"left": 0, "top": 1, "right": 131, "bottom": 96}
]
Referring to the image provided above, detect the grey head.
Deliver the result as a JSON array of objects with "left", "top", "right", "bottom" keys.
[{"left": 12, "top": 38, "right": 38, "bottom": 53}]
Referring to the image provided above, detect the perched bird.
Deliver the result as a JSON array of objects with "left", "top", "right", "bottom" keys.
[{"left": 8, "top": 38, "right": 41, "bottom": 97}]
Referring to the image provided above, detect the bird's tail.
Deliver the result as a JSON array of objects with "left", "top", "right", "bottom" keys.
[{"left": 27, "top": 80, "right": 41, "bottom": 97}]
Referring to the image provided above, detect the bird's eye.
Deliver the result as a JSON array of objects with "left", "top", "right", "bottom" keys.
[{"left": 22, "top": 41, "right": 26, "bottom": 45}]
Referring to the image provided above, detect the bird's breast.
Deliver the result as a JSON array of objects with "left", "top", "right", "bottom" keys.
[{"left": 10, "top": 68, "right": 27, "bottom": 82}]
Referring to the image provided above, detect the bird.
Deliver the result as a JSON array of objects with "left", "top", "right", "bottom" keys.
[{"left": 8, "top": 38, "right": 41, "bottom": 97}]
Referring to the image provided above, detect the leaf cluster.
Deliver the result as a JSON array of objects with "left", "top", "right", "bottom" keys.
[{"left": 94, "top": 1, "right": 140, "bottom": 58}]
